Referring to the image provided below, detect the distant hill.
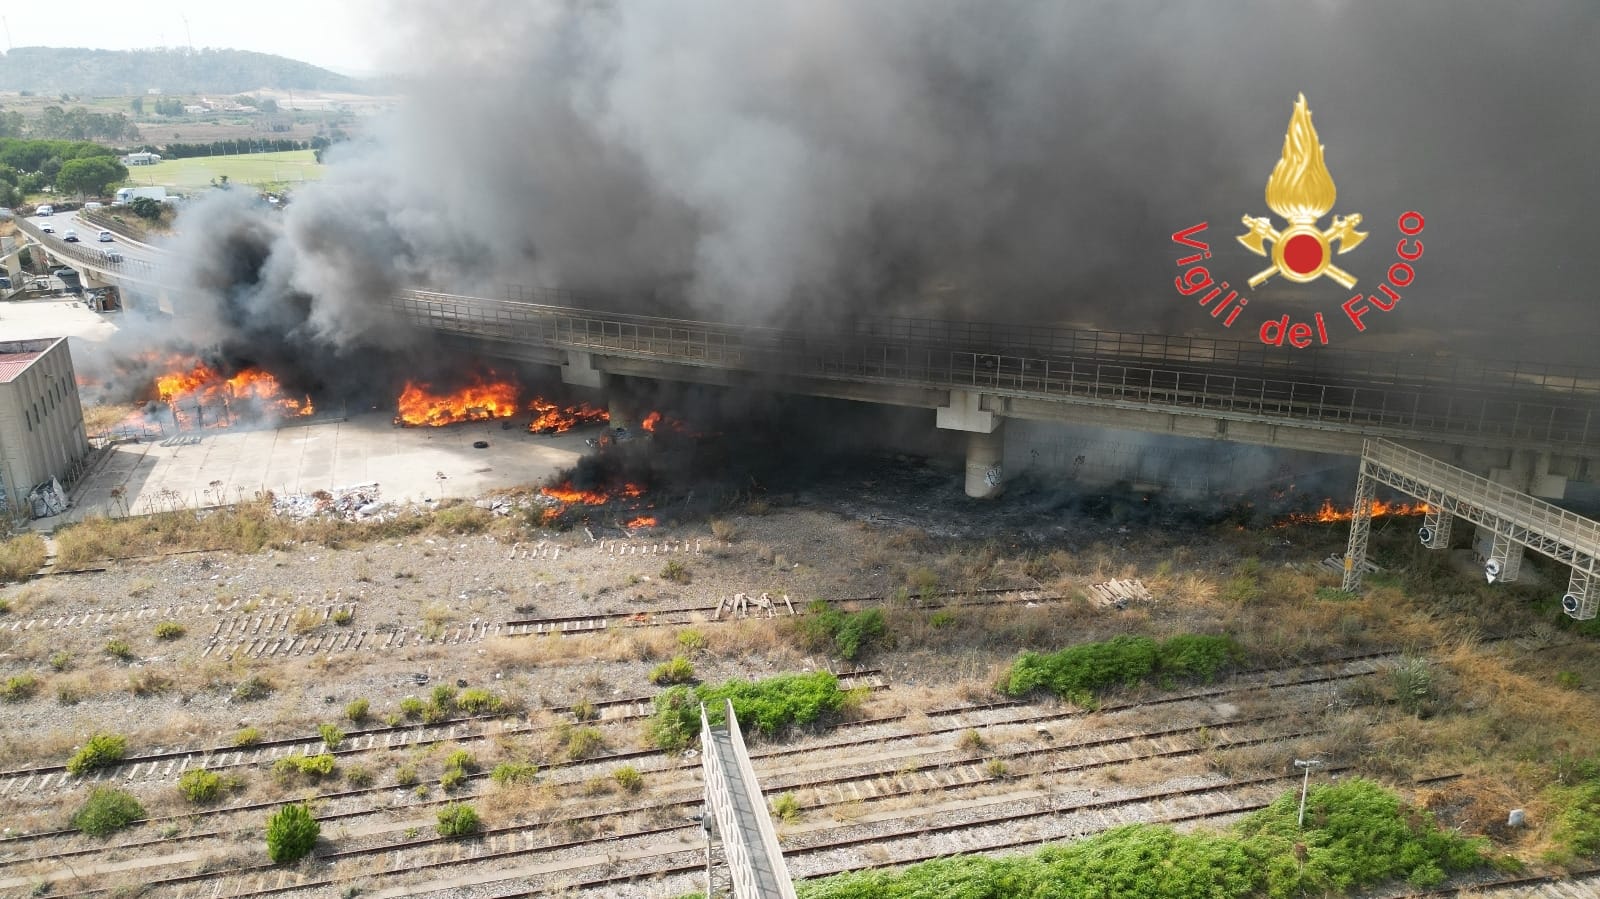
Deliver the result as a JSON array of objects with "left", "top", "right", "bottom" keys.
[{"left": 0, "top": 47, "right": 365, "bottom": 95}]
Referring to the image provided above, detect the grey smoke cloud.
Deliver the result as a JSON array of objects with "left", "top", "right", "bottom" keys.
[{"left": 150, "top": 0, "right": 1600, "bottom": 371}]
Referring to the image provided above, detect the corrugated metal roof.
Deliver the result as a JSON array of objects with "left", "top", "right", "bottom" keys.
[{"left": 0, "top": 352, "right": 44, "bottom": 383}]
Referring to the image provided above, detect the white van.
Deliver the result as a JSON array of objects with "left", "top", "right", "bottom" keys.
[{"left": 36, "top": 204, "right": 54, "bottom": 216}]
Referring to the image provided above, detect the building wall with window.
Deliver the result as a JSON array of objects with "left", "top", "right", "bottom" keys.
[{"left": 0, "top": 338, "right": 91, "bottom": 516}]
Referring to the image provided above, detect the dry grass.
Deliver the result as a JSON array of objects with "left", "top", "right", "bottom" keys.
[{"left": 0, "top": 533, "right": 48, "bottom": 582}]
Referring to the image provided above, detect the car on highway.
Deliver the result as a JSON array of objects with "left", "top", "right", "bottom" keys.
[
  {"left": 97, "top": 229, "right": 113, "bottom": 242},
  {"left": 39, "top": 221, "right": 54, "bottom": 233},
  {"left": 63, "top": 228, "right": 79, "bottom": 242}
]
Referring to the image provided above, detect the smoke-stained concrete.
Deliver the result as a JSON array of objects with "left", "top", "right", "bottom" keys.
[{"left": 135, "top": 0, "right": 1600, "bottom": 392}]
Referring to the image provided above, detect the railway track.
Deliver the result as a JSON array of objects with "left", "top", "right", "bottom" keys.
[
  {"left": 0, "top": 648, "right": 1392, "bottom": 896},
  {"left": 0, "top": 669, "right": 888, "bottom": 799},
  {"left": 26, "top": 704, "right": 1342, "bottom": 897}
]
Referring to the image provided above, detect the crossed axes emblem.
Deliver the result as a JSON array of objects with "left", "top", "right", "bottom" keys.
[{"left": 1237, "top": 213, "right": 1367, "bottom": 289}]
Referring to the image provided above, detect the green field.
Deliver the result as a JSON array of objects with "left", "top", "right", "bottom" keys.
[{"left": 120, "top": 149, "right": 325, "bottom": 192}]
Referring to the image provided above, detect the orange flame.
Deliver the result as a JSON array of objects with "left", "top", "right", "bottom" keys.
[
  {"left": 395, "top": 376, "right": 519, "bottom": 427},
  {"left": 540, "top": 482, "right": 612, "bottom": 505},
  {"left": 528, "top": 396, "right": 610, "bottom": 434},
  {"left": 640, "top": 410, "right": 694, "bottom": 435},
  {"left": 1280, "top": 498, "right": 1430, "bottom": 525},
  {"left": 625, "top": 516, "right": 658, "bottom": 529},
  {"left": 149, "top": 357, "right": 313, "bottom": 423}
]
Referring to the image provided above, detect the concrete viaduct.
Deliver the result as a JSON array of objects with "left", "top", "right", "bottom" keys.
[{"left": 20, "top": 218, "right": 1600, "bottom": 612}]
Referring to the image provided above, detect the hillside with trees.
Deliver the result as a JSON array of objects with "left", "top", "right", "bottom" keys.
[{"left": 0, "top": 47, "right": 364, "bottom": 95}]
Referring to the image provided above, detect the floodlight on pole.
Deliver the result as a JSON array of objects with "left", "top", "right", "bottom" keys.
[{"left": 1295, "top": 759, "right": 1324, "bottom": 828}]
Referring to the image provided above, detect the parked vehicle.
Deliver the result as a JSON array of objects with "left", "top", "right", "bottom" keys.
[{"left": 114, "top": 186, "right": 167, "bottom": 205}]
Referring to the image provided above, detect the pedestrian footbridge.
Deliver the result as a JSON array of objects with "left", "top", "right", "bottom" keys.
[{"left": 700, "top": 700, "right": 798, "bottom": 899}]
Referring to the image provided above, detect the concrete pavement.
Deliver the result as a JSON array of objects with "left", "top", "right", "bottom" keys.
[{"left": 52, "top": 411, "right": 589, "bottom": 525}]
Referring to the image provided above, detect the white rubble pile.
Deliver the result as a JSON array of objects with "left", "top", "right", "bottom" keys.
[{"left": 270, "top": 483, "right": 388, "bottom": 520}]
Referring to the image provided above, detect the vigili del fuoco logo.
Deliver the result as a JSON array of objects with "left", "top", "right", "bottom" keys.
[{"left": 1171, "top": 93, "right": 1425, "bottom": 347}]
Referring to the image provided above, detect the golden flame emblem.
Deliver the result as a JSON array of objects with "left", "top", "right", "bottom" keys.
[{"left": 1238, "top": 93, "right": 1366, "bottom": 288}]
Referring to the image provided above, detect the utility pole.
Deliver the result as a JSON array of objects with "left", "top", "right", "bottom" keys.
[{"left": 1295, "top": 759, "right": 1324, "bottom": 828}]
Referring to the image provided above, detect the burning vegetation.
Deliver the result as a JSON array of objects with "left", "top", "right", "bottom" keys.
[{"left": 1278, "top": 498, "right": 1430, "bottom": 526}]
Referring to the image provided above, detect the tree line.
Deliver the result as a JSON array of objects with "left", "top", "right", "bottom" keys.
[
  {"left": 0, "top": 106, "right": 139, "bottom": 142},
  {"left": 153, "top": 136, "right": 333, "bottom": 160}
]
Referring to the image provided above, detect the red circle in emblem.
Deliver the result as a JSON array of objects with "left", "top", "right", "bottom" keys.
[{"left": 1282, "top": 234, "right": 1323, "bottom": 275}]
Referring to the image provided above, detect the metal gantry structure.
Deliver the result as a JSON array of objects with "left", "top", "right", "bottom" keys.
[
  {"left": 1341, "top": 439, "right": 1600, "bottom": 618},
  {"left": 700, "top": 701, "right": 798, "bottom": 899}
]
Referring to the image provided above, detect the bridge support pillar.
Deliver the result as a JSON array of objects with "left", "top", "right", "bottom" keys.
[
  {"left": 964, "top": 426, "right": 1006, "bottom": 500},
  {"left": 936, "top": 390, "right": 1004, "bottom": 499},
  {"left": 1341, "top": 461, "right": 1376, "bottom": 593},
  {"left": 607, "top": 394, "right": 636, "bottom": 434},
  {"left": 561, "top": 351, "right": 606, "bottom": 389}
]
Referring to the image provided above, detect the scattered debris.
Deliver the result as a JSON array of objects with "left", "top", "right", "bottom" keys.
[
  {"left": 270, "top": 483, "right": 384, "bottom": 520},
  {"left": 473, "top": 441, "right": 490, "bottom": 449},
  {"left": 1320, "top": 555, "right": 1381, "bottom": 576},
  {"left": 714, "top": 592, "right": 795, "bottom": 619},
  {"left": 1089, "top": 578, "right": 1151, "bottom": 608}
]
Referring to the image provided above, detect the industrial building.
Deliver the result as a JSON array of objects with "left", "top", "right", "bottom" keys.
[{"left": 0, "top": 338, "right": 91, "bottom": 518}]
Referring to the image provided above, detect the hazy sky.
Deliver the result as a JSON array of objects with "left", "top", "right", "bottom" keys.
[{"left": 0, "top": 0, "right": 385, "bottom": 74}]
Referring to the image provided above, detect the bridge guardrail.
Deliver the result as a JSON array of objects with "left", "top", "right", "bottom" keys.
[
  {"left": 394, "top": 290, "right": 1599, "bottom": 453},
  {"left": 14, "top": 217, "right": 167, "bottom": 284}
]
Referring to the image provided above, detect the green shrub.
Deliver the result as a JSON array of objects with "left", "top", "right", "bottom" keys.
[
  {"left": 430, "top": 684, "right": 457, "bottom": 712},
  {"left": 178, "top": 768, "right": 223, "bottom": 803},
  {"left": 317, "top": 723, "right": 343, "bottom": 749},
  {"left": 1003, "top": 634, "right": 1243, "bottom": 703},
  {"left": 67, "top": 733, "right": 127, "bottom": 775},
  {"left": 71, "top": 788, "right": 145, "bottom": 836},
  {"left": 444, "top": 749, "right": 478, "bottom": 773},
  {"left": 1546, "top": 755, "right": 1600, "bottom": 864},
  {"left": 273, "top": 753, "right": 336, "bottom": 780},
  {"left": 344, "top": 698, "right": 370, "bottom": 723},
  {"left": 395, "top": 765, "right": 419, "bottom": 787},
  {"left": 232, "top": 726, "right": 263, "bottom": 747},
  {"left": 399, "top": 696, "right": 426, "bottom": 719},
  {"left": 345, "top": 765, "right": 374, "bottom": 788},
  {"left": 490, "top": 762, "right": 540, "bottom": 786},
  {"left": 456, "top": 688, "right": 500, "bottom": 714},
  {"left": 650, "top": 656, "right": 696, "bottom": 685},
  {"left": 1390, "top": 656, "right": 1439, "bottom": 717},
  {"left": 795, "top": 779, "right": 1484, "bottom": 899},
  {"left": 153, "top": 621, "right": 186, "bottom": 640},
  {"left": 232, "top": 675, "right": 274, "bottom": 702},
  {"left": 613, "top": 765, "right": 643, "bottom": 793},
  {"left": 104, "top": 638, "right": 134, "bottom": 661},
  {"left": 677, "top": 628, "right": 707, "bottom": 653},
  {"left": 1, "top": 673, "right": 40, "bottom": 702},
  {"left": 436, "top": 803, "right": 481, "bottom": 838},
  {"left": 650, "top": 671, "right": 850, "bottom": 751},
  {"left": 661, "top": 559, "right": 691, "bottom": 584},
  {"left": 440, "top": 766, "right": 467, "bottom": 791},
  {"left": 48, "top": 651, "right": 71, "bottom": 671},
  {"left": 265, "top": 804, "right": 319, "bottom": 863},
  {"left": 794, "top": 602, "right": 887, "bottom": 661},
  {"left": 771, "top": 792, "right": 800, "bottom": 823},
  {"left": 564, "top": 726, "right": 605, "bottom": 760},
  {"left": 331, "top": 608, "right": 354, "bottom": 625}
]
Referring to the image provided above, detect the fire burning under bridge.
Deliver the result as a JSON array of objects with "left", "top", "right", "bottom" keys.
[{"left": 29, "top": 220, "right": 1600, "bottom": 615}]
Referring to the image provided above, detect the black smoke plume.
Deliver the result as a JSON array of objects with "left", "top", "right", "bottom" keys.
[{"left": 135, "top": 0, "right": 1600, "bottom": 391}]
